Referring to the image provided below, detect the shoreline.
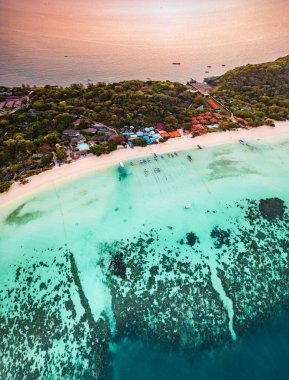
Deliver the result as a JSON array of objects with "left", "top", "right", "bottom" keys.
[{"left": 1, "top": 121, "right": 289, "bottom": 209}]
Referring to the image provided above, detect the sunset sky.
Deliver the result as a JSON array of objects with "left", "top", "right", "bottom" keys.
[
  {"left": 0, "top": 0, "right": 288, "bottom": 85},
  {"left": 1, "top": 0, "right": 289, "bottom": 45}
]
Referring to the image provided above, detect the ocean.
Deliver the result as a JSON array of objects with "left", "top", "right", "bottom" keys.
[
  {"left": 1, "top": 135, "right": 289, "bottom": 379},
  {"left": 1, "top": 0, "right": 289, "bottom": 86}
]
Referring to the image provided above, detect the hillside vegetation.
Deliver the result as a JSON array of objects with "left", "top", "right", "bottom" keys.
[
  {"left": 0, "top": 80, "right": 200, "bottom": 191},
  {"left": 212, "top": 55, "right": 289, "bottom": 124}
]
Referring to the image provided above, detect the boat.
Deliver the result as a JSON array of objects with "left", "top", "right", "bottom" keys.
[
  {"left": 205, "top": 71, "right": 210, "bottom": 74},
  {"left": 222, "top": 64, "right": 226, "bottom": 67},
  {"left": 187, "top": 154, "right": 192, "bottom": 161},
  {"left": 184, "top": 205, "right": 191, "bottom": 209},
  {"left": 172, "top": 62, "right": 181, "bottom": 65},
  {"left": 174, "top": 152, "right": 178, "bottom": 156},
  {"left": 119, "top": 161, "right": 125, "bottom": 168},
  {"left": 197, "top": 145, "right": 202, "bottom": 150},
  {"left": 207, "top": 65, "right": 212, "bottom": 68},
  {"left": 239, "top": 139, "right": 246, "bottom": 145}
]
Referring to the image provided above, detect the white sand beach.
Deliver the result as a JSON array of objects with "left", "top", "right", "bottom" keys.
[{"left": 1, "top": 121, "right": 289, "bottom": 208}]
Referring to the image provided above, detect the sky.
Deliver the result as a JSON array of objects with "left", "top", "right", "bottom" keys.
[
  {"left": 1, "top": 0, "right": 288, "bottom": 46},
  {"left": 0, "top": 0, "right": 288, "bottom": 85}
]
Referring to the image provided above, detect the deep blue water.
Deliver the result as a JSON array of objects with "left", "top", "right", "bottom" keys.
[{"left": 111, "top": 307, "right": 289, "bottom": 380}]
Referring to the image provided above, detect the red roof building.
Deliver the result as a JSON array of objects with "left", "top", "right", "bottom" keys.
[
  {"left": 192, "top": 124, "right": 205, "bottom": 131},
  {"left": 235, "top": 116, "right": 249, "bottom": 125},
  {"left": 81, "top": 128, "right": 97, "bottom": 134},
  {"left": 160, "top": 131, "right": 170, "bottom": 138},
  {"left": 168, "top": 130, "right": 181, "bottom": 138},
  {"left": 156, "top": 123, "right": 165, "bottom": 131},
  {"left": 0, "top": 102, "right": 6, "bottom": 110},
  {"left": 207, "top": 99, "right": 220, "bottom": 111},
  {"left": 5, "top": 101, "right": 14, "bottom": 108}
]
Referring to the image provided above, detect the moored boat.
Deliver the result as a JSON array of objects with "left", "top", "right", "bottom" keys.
[{"left": 119, "top": 161, "right": 125, "bottom": 167}]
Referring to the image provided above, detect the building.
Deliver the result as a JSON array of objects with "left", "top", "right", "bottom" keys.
[
  {"left": 207, "top": 99, "right": 221, "bottom": 112},
  {"left": 81, "top": 128, "right": 97, "bottom": 134},
  {"left": 192, "top": 124, "right": 206, "bottom": 136},
  {"left": 63, "top": 130, "right": 80, "bottom": 138},
  {"left": 5, "top": 100, "right": 14, "bottom": 108}
]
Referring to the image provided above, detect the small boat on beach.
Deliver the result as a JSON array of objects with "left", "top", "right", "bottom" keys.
[
  {"left": 207, "top": 65, "right": 212, "bottom": 68},
  {"left": 239, "top": 139, "right": 246, "bottom": 145},
  {"left": 172, "top": 62, "right": 181, "bottom": 65},
  {"left": 222, "top": 64, "right": 226, "bottom": 67},
  {"left": 197, "top": 145, "right": 202, "bottom": 150},
  {"left": 187, "top": 154, "right": 192, "bottom": 161},
  {"left": 119, "top": 161, "right": 125, "bottom": 168}
]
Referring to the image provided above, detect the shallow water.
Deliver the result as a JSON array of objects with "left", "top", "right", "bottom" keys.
[{"left": 1, "top": 136, "right": 289, "bottom": 379}]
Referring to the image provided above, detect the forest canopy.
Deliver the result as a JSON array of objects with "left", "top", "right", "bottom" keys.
[{"left": 212, "top": 55, "right": 289, "bottom": 124}]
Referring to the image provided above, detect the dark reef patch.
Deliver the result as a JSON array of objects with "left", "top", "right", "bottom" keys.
[
  {"left": 109, "top": 253, "right": 126, "bottom": 279},
  {"left": 211, "top": 227, "right": 230, "bottom": 248},
  {"left": 216, "top": 197, "right": 289, "bottom": 337},
  {"left": 118, "top": 167, "right": 128, "bottom": 181},
  {"left": 259, "top": 198, "right": 285, "bottom": 221},
  {"left": 2, "top": 195, "right": 289, "bottom": 379},
  {"left": 5, "top": 203, "right": 43, "bottom": 225},
  {"left": 105, "top": 229, "right": 231, "bottom": 353},
  {"left": 0, "top": 250, "right": 111, "bottom": 380},
  {"left": 185, "top": 232, "right": 200, "bottom": 247}
]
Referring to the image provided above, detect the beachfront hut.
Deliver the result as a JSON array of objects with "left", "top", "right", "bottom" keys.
[
  {"left": 0, "top": 102, "right": 5, "bottom": 110},
  {"left": 122, "top": 132, "right": 134, "bottom": 137},
  {"left": 143, "top": 135, "right": 152, "bottom": 144},
  {"left": 160, "top": 131, "right": 170, "bottom": 139},
  {"left": 192, "top": 124, "right": 206, "bottom": 136},
  {"left": 168, "top": 130, "right": 181, "bottom": 138}
]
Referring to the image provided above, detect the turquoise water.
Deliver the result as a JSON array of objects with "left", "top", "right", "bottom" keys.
[
  {"left": 78, "top": 143, "right": 90, "bottom": 151},
  {"left": 1, "top": 136, "right": 289, "bottom": 379}
]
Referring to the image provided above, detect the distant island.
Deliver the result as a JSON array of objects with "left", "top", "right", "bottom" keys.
[{"left": 0, "top": 55, "right": 288, "bottom": 193}]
